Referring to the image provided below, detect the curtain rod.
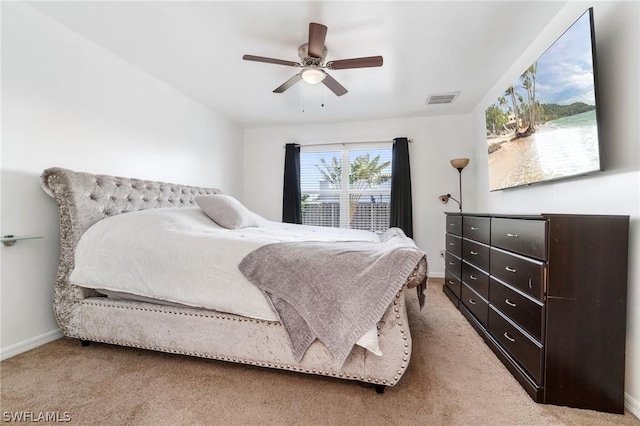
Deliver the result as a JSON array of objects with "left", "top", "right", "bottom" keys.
[{"left": 283, "top": 139, "right": 412, "bottom": 149}]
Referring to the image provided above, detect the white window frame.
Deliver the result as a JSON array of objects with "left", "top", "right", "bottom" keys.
[{"left": 300, "top": 142, "right": 392, "bottom": 230}]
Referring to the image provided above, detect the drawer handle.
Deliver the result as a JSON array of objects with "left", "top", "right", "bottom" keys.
[
  {"left": 448, "top": 280, "right": 456, "bottom": 286},
  {"left": 470, "top": 227, "right": 479, "bottom": 231},
  {"left": 449, "top": 223, "right": 456, "bottom": 227},
  {"left": 469, "top": 274, "right": 477, "bottom": 281},
  {"left": 503, "top": 332, "right": 516, "bottom": 343},
  {"left": 449, "top": 242, "right": 456, "bottom": 246},
  {"left": 505, "top": 299, "right": 517, "bottom": 307},
  {"left": 505, "top": 266, "right": 517, "bottom": 273},
  {"left": 507, "top": 233, "right": 519, "bottom": 238},
  {"left": 528, "top": 278, "right": 533, "bottom": 289},
  {"left": 449, "top": 261, "right": 455, "bottom": 266},
  {"left": 469, "top": 299, "right": 477, "bottom": 305},
  {"left": 469, "top": 250, "right": 478, "bottom": 255}
]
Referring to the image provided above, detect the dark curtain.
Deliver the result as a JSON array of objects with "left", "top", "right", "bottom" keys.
[
  {"left": 390, "top": 137, "right": 413, "bottom": 238},
  {"left": 282, "top": 143, "right": 302, "bottom": 224}
]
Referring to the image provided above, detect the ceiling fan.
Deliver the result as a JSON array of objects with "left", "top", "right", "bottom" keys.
[{"left": 243, "top": 22, "right": 383, "bottom": 97}]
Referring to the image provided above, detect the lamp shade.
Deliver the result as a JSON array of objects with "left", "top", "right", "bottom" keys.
[
  {"left": 450, "top": 158, "right": 470, "bottom": 170},
  {"left": 301, "top": 68, "right": 326, "bottom": 85},
  {"left": 439, "top": 194, "right": 451, "bottom": 204}
]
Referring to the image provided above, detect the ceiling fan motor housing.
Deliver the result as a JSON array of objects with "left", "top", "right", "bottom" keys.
[{"left": 298, "top": 43, "right": 327, "bottom": 65}]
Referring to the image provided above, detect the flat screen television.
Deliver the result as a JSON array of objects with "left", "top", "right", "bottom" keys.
[{"left": 485, "top": 8, "right": 602, "bottom": 191}]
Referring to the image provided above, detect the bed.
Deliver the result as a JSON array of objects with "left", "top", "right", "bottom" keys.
[{"left": 41, "top": 167, "right": 427, "bottom": 391}]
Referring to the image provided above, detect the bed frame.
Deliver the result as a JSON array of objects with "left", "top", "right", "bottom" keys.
[{"left": 41, "top": 167, "right": 414, "bottom": 391}]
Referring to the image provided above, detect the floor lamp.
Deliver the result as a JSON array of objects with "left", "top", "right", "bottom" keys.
[{"left": 439, "top": 158, "right": 470, "bottom": 212}]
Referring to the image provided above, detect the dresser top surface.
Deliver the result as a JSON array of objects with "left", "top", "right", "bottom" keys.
[{"left": 444, "top": 212, "right": 629, "bottom": 220}]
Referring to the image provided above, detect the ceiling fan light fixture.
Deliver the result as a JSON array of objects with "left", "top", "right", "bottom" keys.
[
  {"left": 301, "top": 67, "right": 326, "bottom": 85},
  {"left": 243, "top": 22, "right": 382, "bottom": 96}
]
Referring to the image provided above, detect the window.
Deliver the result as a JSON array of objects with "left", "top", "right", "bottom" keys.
[{"left": 300, "top": 144, "right": 392, "bottom": 233}]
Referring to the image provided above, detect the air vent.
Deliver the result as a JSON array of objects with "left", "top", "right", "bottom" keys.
[{"left": 426, "top": 92, "right": 460, "bottom": 105}]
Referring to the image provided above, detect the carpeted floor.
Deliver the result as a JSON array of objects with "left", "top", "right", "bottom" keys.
[{"left": 1, "top": 278, "right": 638, "bottom": 425}]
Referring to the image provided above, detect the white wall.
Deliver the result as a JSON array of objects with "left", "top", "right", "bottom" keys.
[
  {"left": 0, "top": 3, "right": 244, "bottom": 358},
  {"left": 470, "top": 1, "right": 640, "bottom": 415},
  {"left": 243, "top": 115, "right": 476, "bottom": 278}
]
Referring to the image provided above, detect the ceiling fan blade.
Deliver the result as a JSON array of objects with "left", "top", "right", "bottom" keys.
[
  {"left": 322, "top": 73, "right": 348, "bottom": 97},
  {"left": 243, "top": 55, "right": 300, "bottom": 68},
  {"left": 308, "top": 22, "right": 328, "bottom": 58},
  {"left": 273, "top": 74, "right": 302, "bottom": 93},
  {"left": 327, "top": 56, "right": 384, "bottom": 70}
]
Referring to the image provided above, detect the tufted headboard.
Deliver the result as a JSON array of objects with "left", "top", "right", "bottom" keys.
[
  {"left": 41, "top": 167, "right": 221, "bottom": 332},
  {"left": 42, "top": 167, "right": 221, "bottom": 244}
]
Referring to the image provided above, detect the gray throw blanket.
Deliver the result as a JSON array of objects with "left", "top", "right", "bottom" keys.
[{"left": 238, "top": 227, "right": 426, "bottom": 366}]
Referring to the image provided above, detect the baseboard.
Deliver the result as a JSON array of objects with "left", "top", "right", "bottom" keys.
[
  {"left": 626, "top": 392, "right": 640, "bottom": 420},
  {"left": 0, "top": 329, "right": 63, "bottom": 361},
  {"left": 428, "top": 271, "right": 444, "bottom": 279}
]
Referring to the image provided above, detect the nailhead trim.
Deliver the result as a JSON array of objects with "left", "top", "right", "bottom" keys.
[
  {"left": 74, "top": 279, "right": 414, "bottom": 390},
  {"left": 82, "top": 300, "right": 286, "bottom": 326}
]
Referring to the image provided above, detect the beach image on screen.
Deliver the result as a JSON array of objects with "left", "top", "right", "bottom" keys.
[{"left": 485, "top": 10, "right": 600, "bottom": 191}]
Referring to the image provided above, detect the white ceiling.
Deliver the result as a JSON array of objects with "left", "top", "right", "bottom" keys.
[{"left": 28, "top": 1, "right": 567, "bottom": 129}]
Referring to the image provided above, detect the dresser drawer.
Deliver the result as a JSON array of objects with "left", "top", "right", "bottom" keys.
[
  {"left": 463, "top": 216, "right": 490, "bottom": 244},
  {"left": 462, "top": 261, "right": 489, "bottom": 300},
  {"left": 446, "top": 233, "right": 462, "bottom": 258},
  {"left": 491, "top": 218, "right": 547, "bottom": 261},
  {"left": 445, "top": 251, "right": 461, "bottom": 276},
  {"left": 490, "top": 248, "right": 546, "bottom": 301},
  {"left": 462, "top": 239, "right": 490, "bottom": 271},
  {"left": 489, "top": 277, "right": 544, "bottom": 341},
  {"left": 446, "top": 215, "right": 462, "bottom": 237},
  {"left": 461, "top": 284, "right": 488, "bottom": 327},
  {"left": 444, "top": 269, "right": 461, "bottom": 298},
  {"left": 489, "top": 307, "right": 543, "bottom": 384}
]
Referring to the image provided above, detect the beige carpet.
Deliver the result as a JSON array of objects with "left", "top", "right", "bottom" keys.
[{"left": 2, "top": 278, "right": 638, "bottom": 425}]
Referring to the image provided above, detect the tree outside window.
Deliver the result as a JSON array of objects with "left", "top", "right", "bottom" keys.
[{"left": 300, "top": 146, "right": 392, "bottom": 232}]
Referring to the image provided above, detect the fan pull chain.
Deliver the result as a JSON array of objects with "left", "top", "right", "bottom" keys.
[{"left": 321, "top": 85, "right": 325, "bottom": 108}]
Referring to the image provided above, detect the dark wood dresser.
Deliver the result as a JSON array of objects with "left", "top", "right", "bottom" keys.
[{"left": 443, "top": 213, "right": 629, "bottom": 413}]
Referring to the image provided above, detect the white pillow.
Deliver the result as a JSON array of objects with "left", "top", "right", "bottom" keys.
[{"left": 195, "top": 195, "right": 262, "bottom": 229}]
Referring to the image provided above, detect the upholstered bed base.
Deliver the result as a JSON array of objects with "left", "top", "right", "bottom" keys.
[{"left": 41, "top": 167, "right": 413, "bottom": 388}]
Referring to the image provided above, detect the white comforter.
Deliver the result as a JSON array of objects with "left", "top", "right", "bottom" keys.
[{"left": 70, "top": 207, "right": 383, "bottom": 353}]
